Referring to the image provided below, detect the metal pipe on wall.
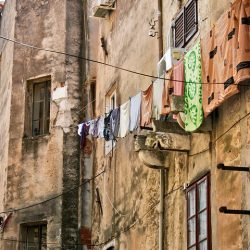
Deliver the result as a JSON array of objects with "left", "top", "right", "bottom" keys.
[
  {"left": 159, "top": 169, "right": 165, "bottom": 250},
  {"left": 158, "top": 0, "right": 163, "bottom": 59},
  {"left": 158, "top": 0, "right": 164, "bottom": 248}
]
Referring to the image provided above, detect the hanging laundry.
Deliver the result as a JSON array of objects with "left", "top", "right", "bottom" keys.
[
  {"left": 78, "top": 123, "right": 83, "bottom": 136},
  {"left": 161, "top": 70, "right": 173, "bottom": 115},
  {"left": 88, "top": 120, "right": 95, "bottom": 136},
  {"left": 92, "top": 117, "right": 100, "bottom": 138},
  {"left": 140, "top": 84, "right": 153, "bottom": 127},
  {"left": 173, "top": 59, "right": 184, "bottom": 96},
  {"left": 80, "top": 122, "right": 90, "bottom": 148},
  {"left": 119, "top": 100, "right": 131, "bottom": 138},
  {"left": 202, "top": 0, "right": 249, "bottom": 117},
  {"left": 202, "top": 7, "right": 238, "bottom": 117},
  {"left": 234, "top": 0, "right": 250, "bottom": 84},
  {"left": 130, "top": 92, "right": 141, "bottom": 131},
  {"left": 97, "top": 116, "right": 105, "bottom": 138},
  {"left": 153, "top": 76, "right": 165, "bottom": 120},
  {"left": 184, "top": 41, "right": 203, "bottom": 132},
  {"left": 110, "top": 107, "right": 120, "bottom": 139},
  {"left": 163, "top": 47, "right": 184, "bottom": 72},
  {"left": 104, "top": 111, "right": 112, "bottom": 141}
]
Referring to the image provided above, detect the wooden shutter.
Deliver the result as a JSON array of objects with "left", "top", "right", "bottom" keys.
[
  {"left": 174, "top": 10, "right": 184, "bottom": 48},
  {"left": 185, "top": 0, "right": 198, "bottom": 44}
]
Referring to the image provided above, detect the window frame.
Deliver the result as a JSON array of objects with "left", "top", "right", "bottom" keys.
[
  {"left": 186, "top": 173, "right": 211, "bottom": 250},
  {"left": 25, "top": 77, "right": 51, "bottom": 138},
  {"left": 104, "top": 87, "right": 117, "bottom": 156},
  {"left": 174, "top": 0, "right": 198, "bottom": 48},
  {"left": 32, "top": 80, "right": 51, "bottom": 137},
  {"left": 20, "top": 222, "right": 47, "bottom": 250}
]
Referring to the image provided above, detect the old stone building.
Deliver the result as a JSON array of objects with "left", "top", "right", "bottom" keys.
[
  {"left": 0, "top": 0, "right": 249, "bottom": 250},
  {"left": 84, "top": 0, "right": 250, "bottom": 250},
  {"left": 0, "top": 0, "right": 85, "bottom": 249}
]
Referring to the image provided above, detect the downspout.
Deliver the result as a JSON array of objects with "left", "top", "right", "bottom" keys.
[
  {"left": 158, "top": 0, "right": 164, "bottom": 249},
  {"left": 159, "top": 169, "right": 165, "bottom": 250},
  {"left": 158, "top": 0, "right": 163, "bottom": 59}
]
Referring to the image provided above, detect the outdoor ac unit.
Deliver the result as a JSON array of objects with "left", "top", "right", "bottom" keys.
[
  {"left": 157, "top": 47, "right": 185, "bottom": 77},
  {"left": 93, "top": 0, "right": 116, "bottom": 18}
]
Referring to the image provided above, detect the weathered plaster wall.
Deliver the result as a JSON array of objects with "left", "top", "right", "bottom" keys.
[
  {"left": 0, "top": 0, "right": 16, "bottom": 215},
  {"left": 90, "top": 0, "right": 161, "bottom": 249},
  {"left": 0, "top": 0, "right": 83, "bottom": 249},
  {"left": 89, "top": 0, "right": 249, "bottom": 250}
]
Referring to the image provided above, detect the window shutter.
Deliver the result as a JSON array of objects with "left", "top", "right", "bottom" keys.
[
  {"left": 185, "top": 0, "right": 197, "bottom": 43},
  {"left": 174, "top": 11, "right": 184, "bottom": 48}
]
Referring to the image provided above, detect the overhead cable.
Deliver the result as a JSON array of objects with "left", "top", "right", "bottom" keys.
[
  {"left": 0, "top": 169, "right": 105, "bottom": 215},
  {"left": 0, "top": 35, "right": 246, "bottom": 86}
]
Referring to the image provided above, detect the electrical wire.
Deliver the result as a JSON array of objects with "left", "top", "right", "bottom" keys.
[
  {"left": 0, "top": 169, "right": 105, "bottom": 215},
  {"left": 0, "top": 185, "right": 182, "bottom": 248},
  {"left": 91, "top": 185, "right": 183, "bottom": 247},
  {"left": 104, "top": 189, "right": 130, "bottom": 217},
  {"left": 188, "top": 109, "right": 250, "bottom": 157},
  {"left": 0, "top": 35, "right": 246, "bottom": 86}
]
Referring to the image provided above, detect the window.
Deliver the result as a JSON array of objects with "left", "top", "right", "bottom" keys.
[
  {"left": 105, "top": 89, "right": 117, "bottom": 156},
  {"left": 110, "top": 92, "right": 116, "bottom": 111},
  {"left": 187, "top": 174, "right": 211, "bottom": 250},
  {"left": 21, "top": 224, "right": 47, "bottom": 250},
  {"left": 89, "top": 81, "right": 96, "bottom": 117},
  {"left": 32, "top": 80, "right": 51, "bottom": 136},
  {"left": 174, "top": 0, "right": 198, "bottom": 48}
]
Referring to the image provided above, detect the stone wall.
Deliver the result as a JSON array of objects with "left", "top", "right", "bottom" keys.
[
  {"left": 0, "top": 0, "right": 83, "bottom": 249},
  {"left": 88, "top": 0, "right": 250, "bottom": 250},
  {"left": 0, "top": 0, "right": 16, "bottom": 215}
]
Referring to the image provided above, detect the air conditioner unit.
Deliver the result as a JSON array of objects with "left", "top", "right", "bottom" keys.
[
  {"left": 93, "top": 0, "right": 116, "bottom": 18},
  {"left": 157, "top": 47, "right": 185, "bottom": 77}
]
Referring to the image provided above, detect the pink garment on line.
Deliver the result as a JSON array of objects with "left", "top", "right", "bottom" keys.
[{"left": 172, "top": 59, "right": 184, "bottom": 96}]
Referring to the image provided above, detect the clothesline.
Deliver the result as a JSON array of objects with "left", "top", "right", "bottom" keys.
[
  {"left": 78, "top": 0, "right": 249, "bottom": 144},
  {"left": 0, "top": 35, "right": 248, "bottom": 86}
]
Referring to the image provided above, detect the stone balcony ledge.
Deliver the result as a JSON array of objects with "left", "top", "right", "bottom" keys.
[{"left": 134, "top": 129, "right": 190, "bottom": 169}]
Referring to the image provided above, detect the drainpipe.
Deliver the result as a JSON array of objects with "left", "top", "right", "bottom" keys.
[
  {"left": 159, "top": 169, "right": 165, "bottom": 250},
  {"left": 158, "top": 0, "right": 163, "bottom": 59}
]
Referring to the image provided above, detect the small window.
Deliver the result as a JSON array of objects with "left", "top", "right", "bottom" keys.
[
  {"left": 21, "top": 224, "right": 47, "bottom": 250},
  {"left": 31, "top": 80, "right": 51, "bottom": 136},
  {"left": 110, "top": 92, "right": 116, "bottom": 111},
  {"left": 186, "top": 174, "right": 211, "bottom": 250},
  {"left": 174, "top": 0, "right": 198, "bottom": 48},
  {"left": 90, "top": 81, "right": 96, "bottom": 117},
  {"left": 105, "top": 88, "right": 117, "bottom": 156}
]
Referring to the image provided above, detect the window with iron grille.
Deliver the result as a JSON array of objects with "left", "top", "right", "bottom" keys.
[
  {"left": 174, "top": 0, "right": 198, "bottom": 48},
  {"left": 187, "top": 173, "right": 211, "bottom": 250}
]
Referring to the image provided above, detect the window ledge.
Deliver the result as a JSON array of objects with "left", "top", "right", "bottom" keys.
[{"left": 23, "top": 134, "right": 50, "bottom": 141}]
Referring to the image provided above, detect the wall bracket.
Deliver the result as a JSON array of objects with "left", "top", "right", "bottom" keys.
[
  {"left": 219, "top": 206, "right": 250, "bottom": 215},
  {"left": 217, "top": 163, "right": 250, "bottom": 172}
]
